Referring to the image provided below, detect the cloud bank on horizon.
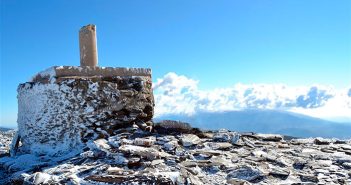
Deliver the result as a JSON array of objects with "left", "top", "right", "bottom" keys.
[{"left": 153, "top": 72, "right": 351, "bottom": 122}]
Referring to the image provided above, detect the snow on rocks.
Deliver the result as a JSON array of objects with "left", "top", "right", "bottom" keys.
[
  {"left": 163, "top": 140, "right": 179, "bottom": 151},
  {"left": 254, "top": 133, "right": 283, "bottom": 142},
  {"left": 133, "top": 136, "right": 156, "bottom": 147},
  {"left": 17, "top": 74, "right": 154, "bottom": 155},
  {"left": 88, "top": 139, "right": 111, "bottom": 152},
  {"left": 30, "top": 172, "right": 58, "bottom": 185},
  {"left": 119, "top": 145, "right": 160, "bottom": 160},
  {"left": 180, "top": 134, "right": 201, "bottom": 147},
  {"left": 0, "top": 154, "right": 46, "bottom": 172},
  {"left": 0, "top": 130, "right": 15, "bottom": 156},
  {"left": 226, "top": 166, "right": 264, "bottom": 182},
  {"left": 1, "top": 127, "right": 351, "bottom": 184},
  {"left": 314, "top": 137, "right": 333, "bottom": 145}
]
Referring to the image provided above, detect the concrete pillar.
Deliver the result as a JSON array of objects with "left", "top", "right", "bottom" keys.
[{"left": 79, "top": 24, "right": 98, "bottom": 66}]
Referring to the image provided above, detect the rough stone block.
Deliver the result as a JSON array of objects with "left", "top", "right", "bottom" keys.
[{"left": 17, "top": 67, "right": 154, "bottom": 155}]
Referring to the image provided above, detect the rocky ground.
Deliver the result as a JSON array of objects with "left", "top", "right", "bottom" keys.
[
  {"left": 0, "top": 130, "right": 15, "bottom": 156},
  {"left": 0, "top": 122, "right": 351, "bottom": 185}
]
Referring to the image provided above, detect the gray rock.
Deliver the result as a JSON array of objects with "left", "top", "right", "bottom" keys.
[
  {"left": 154, "top": 120, "right": 193, "bottom": 134},
  {"left": 314, "top": 137, "right": 332, "bottom": 145},
  {"left": 269, "top": 167, "right": 290, "bottom": 179},
  {"left": 2, "top": 128, "right": 351, "bottom": 185},
  {"left": 119, "top": 145, "right": 160, "bottom": 160},
  {"left": 205, "top": 142, "right": 232, "bottom": 150},
  {"left": 231, "top": 132, "right": 241, "bottom": 145},
  {"left": 342, "top": 162, "right": 351, "bottom": 169},
  {"left": 242, "top": 137, "right": 256, "bottom": 148},
  {"left": 226, "top": 178, "right": 251, "bottom": 185},
  {"left": 213, "top": 131, "right": 232, "bottom": 142},
  {"left": 90, "top": 139, "right": 111, "bottom": 151},
  {"left": 341, "top": 144, "right": 351, "bottom": 150},
  {"left": 255, "top": 134, "right": 283, "bottom": 142},
  {"left": 180, "top": 134, "right": 201, "bottom": 147},
  {"left": 133, "top": 136, "right": 156, "bottom": 147},
  {"left": 300, "top": 174, "right": 319, "bottom": 183},
  {"left": 31, "top": 172, "right": 56, "bottom": 185},
  {"left": 227, "top": 166, "right": 263, "bottom": 182},
  {"left": 163, "top": 140, "right": 178, "bottom": 151}
]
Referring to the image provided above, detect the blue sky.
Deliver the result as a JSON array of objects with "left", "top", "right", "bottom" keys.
[{"left": 1, "top": 0, "right": 351, "bottom": 127}]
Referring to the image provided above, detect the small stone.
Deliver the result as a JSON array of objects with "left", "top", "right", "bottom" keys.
[
  {"left": 242, "top": 137, "right": 256, "bottom": 148},
  {"left": 151, "top": 159, "right": 164, "bottom": 166},
  {"left": 156, "top": 171, "right": 181, "bottom": 184},
  {"left": 80, "top": 151, "right": 95, "bottom": 158},
  {"left": 32, "top": 172, "right": 54, "bottom": 185},
  {"left": 277, "top": 143, "right": 289, "bottom": 148},
  {"left": 210, "top": 156, "right": 234, "bottom": 168},
  {"left": 226, "top": 178, "right": 251, "bottom": 185},
  {"left": 334, "top": 140, "right": 348, "bottom": 144},
  {"left": 119, "top": 145, "right": 160, "bottom": 160},
  {"left": 269, "top": 168, "right": 289, "bottom": 179},
  {"left": 163, "top": 140, "right": 178, "bottom": 151},
  {"left": 321, "top": 147, "right": 335, "bottom": 153},
  {"left": 300, "top": 174, "right": 319, "bottom": 183},
  {"left": 108, "top": 135, "right": 121, "bottom": 148},
  {"left": 227, "top": 166, "right": 263, "bottom": 182},
  {"left": 205, "top": 142, "right": 232, "bottom": 150},
  {"left": 193, "top": 152, "right": 212, "bottom": 160},
  {"left": 85, "top": 175, "right": 126, "bottom": 183},
  {"left": 336, "top": 157, "right": 351, "bottom": 164},
  {"left": 175, "top": 146, "right": 185, "bottom": 156},
  {"left": 213, "top": 132, "right": 232, "bottom": 142},
  {"left": 252, "top": 150, "right": 268, "bottom": 158},
  {"left": 341, "top": 145, "right": 351, "bottom": 150},
  {"left": 112, "top": 154, "right": 128, "bottom": 165},
  {"left": 231, "top": 133, "right": 241, "bottom": 145},
  {"left": 9, "top": 132, "right": 20, "bottom": 157},
  {"left": 180, "top": 134, "right": 201, "bottom": 147},
  {"left": 180, "top": 160, "right": 198, "bottom": 167},
  {"left": 127, "top": 157, "right": 141, "bottom": 168},
  {"left": 314, "top": 137, "right": 331, "bottom": 145},
  {"left": 133, "top": 136, "right": 156, "bottom": 147},
  {"left": 154, "top": 120, "right": 193, "bottom": 134},
  {"left": 187, "top": 173, "right": 202, "bottom": 185},
  {"left": 90, "top": 139, "right": 111, "bottom": 151},
  {"left": 107, "top": 167, "right": 124, "bottom": 175},
  {"left": 314, "top": 168, "right": 329, "bottom": 174},
  {"left": 156, "top": 135, "right": 176, "bottom": 145},
  {"left": 342, "top": 162, "right": 351, "bottom": 169},
  {"left": 316, "top": 160, "right": 332, "bottom": 167},
  {"left": 255, "top": 134, "right": 283, "bottom": 142}
]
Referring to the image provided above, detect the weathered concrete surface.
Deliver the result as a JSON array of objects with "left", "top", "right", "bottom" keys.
[
  {"left": 79, "top": 24, "right": 98, "bottom": 66},
  {"left": 31, "top": 66, "right": 151, "bottom": 83},
  {"left": 17, "top": 76, "right": 154, "bottom": 155},
  {"left": 79, "top": 24, "right": 98, "bottom": 67}
]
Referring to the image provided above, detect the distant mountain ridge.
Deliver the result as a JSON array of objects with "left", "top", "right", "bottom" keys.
[
  {"left": 155, "top": 109, "right": 351, "bottom": 139},
  {"left": 2, "top": 110, "right": 351, "bottom": 139},
  {"left": 0, "top": 127, "right": 12, "bottom": 132}
]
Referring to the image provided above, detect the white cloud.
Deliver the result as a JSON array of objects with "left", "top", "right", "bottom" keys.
[{"left": 153, "top": 72, "right": 351, "bottom": 122}]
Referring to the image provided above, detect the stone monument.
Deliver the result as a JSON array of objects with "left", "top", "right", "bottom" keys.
[
  {"left": 15, "top": 24, "right": 154, "bottom": 155},
  {"left": 79, "top": 24, "right": 98, "bottom": 67}
]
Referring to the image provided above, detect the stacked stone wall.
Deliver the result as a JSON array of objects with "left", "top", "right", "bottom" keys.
[{"left": 17, "top": 75, "right": 154, "bottom": 154}]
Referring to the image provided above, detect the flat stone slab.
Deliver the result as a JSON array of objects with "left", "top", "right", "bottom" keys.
[{"left": 31, "top": 66, "right": 151, "bottom": 82}]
